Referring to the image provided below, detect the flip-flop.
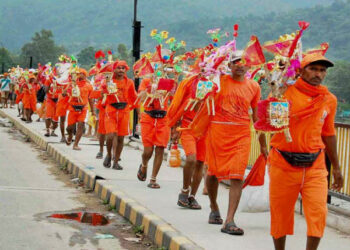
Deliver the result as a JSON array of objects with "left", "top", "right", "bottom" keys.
[
  {"left": 177, "top": 193, "right": 189, "bottom": 208},
  {"left": 96, "top": 152, "right": 103, "bottom": 159},
  {"left": 44, "top": 132, "right": 50, "bottom": 137},
  {"left": 208, "top": 211, "right": 223, "bottom": 225},
  {"left": 112, "top": 162, "right": 123, "bottom": 170},
  {"left": 221, "top": 221, "right": 244, "bottom": 236},
  {"left": 103, "top": 156, "right": 112, "bottom": 168},
  {"left": 147, "top": 182, "right": 160, "bottom": 189},
  {"left": 137, "top": 164, "right": 147, "bottom": 181},
  {"left": 188, "top": 196, "right": 202, "bottom": 210}
]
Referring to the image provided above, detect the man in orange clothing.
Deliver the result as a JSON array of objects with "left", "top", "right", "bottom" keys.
[
  {"left": 44, "top": 76, "right": 59, "bottom": 137},
  {"left": 21, "top": 75, "right": 38, "bottom": 123},
  {"left": 191, "top": 50, "right": 267, "bottom": 235},
  {"left": 66, "top": 68, "right": 94, "bottom": 150},
  {"left": 268, "top": 54, "right": 343, "bottom": 250},
  {"left": 56, "top": 85, "right": 69, "bottom": 143},
  {"left": 168, "top": 75, "right": 207, "bottom": 209},
  {"left": 136, "top": 78, "right": 173, "bottom": 188},
  {"left": 103, "top": 61, "right": 137, "bottom": 169}
]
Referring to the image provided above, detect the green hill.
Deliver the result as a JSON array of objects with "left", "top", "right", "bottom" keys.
[{"left": 0, "top": 0, "right": 335, "bottom": 53}]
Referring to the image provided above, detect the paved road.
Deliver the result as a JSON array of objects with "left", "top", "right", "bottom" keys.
[{"left": 0, "top": 122, "right": 138, "bottom": 250}]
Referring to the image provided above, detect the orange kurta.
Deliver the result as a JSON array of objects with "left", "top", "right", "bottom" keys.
[
  {"left": 56, "top": 85, "right": 69, "bottom": 118},
  {"left": 192, "top": 75, "right": 261, "bottom": 181},
  {"left": 104, "top": 77, "right": 137, "bottom": 135},
  {"left": 139, "top": 78, "right": 171, "bottom": 148},
  {"left": 22, "top": 82, "right": 37, "bottom": 112},
  {"left": 45, "top": 78, "right": 60, "bottom": 122},
  {"left": 167, "top": 75, "right": 206, "bottom": 161},
  {"left": 269, "top": 78, "right": 336, "bottom": 239},
  {"left": 67, "top": 80, "right": 93, "bottom": 126}
]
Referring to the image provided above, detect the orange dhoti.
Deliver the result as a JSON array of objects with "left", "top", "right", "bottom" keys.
[
  {"left": 56, "top": 96, "right": 69, "bottom": 117},
  {"left": 206, "top": 123, "right": 251, "bottom": 181},
  {"left": 180, "top": 129, "right": 206, "bottom": 162},
  {"left": 45, "top": 98, "right": 58, "bottom": 122},
  {"left": 97, "top": 108, "right": 106, "bottom": 134},
  {"left": 104, "top": 110, "right": 130, "bottom": 136},
  {"left": 269, "top": 149, "right": 328, "bottom": 239},
  {"left": 15, "top": 92, "right": 23, "bottom": 104},
  {"left": 140, "top": 113, "right": 170, "bottom": 148},
  {"left": 22, "top": 92, "right": 37, "bottom": 112},
  {"left": 67, "top": 109, "right": 87, "bottom": 126}
]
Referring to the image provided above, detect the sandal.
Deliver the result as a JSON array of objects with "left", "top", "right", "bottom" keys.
[
  {"left": 147, "top": 177, "right": 160, "bottom": 189},
  {"left": 188, "top": 196, "right": 202, "bottom": 210},
  {"left": 177, "top": 193, "right": 189, "bottom": 208},
  {"left": 44, "top": 131, "right": 50, "bottom": 137},
  {"left": 112, "top": 162, "right": 123, "bottom": 170},
  {"left": 96, "top": 152, "right": 103, "bottom": 159},
  {"left": 51, "top": 131, "right": 58, "bottom": 137},
  {"left": 137, "top": 164, "right": 147, "bottom": 181},
  {"left": 208, "top": 211, "right": 223, "bottom": 225},
  {"left": 221, "top": 221, "right": 244, "bottom": 236},
  {"left": 103, "top": 155, "right": 112, "bottom": 168}
]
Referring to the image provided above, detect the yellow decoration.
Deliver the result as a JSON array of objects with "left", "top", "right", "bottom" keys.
[
  {"left": 160, "top": 31, "right": 169, "bottom": 39},
  {"left": 150, "top": 29, "right": 158, "bottom": 37},
  {"left": 166, "top": 37, "right": 175, "bottom": 44}
]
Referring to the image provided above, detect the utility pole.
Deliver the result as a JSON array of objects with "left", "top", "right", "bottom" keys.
[
  {"left": 132, "top": 0, "right": 142, "bottom": 138},
  {"left": 29, "top": 56, "right": 33, "bottom": 69}
]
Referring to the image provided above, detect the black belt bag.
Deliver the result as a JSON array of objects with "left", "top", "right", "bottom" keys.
[
  {"left": 110, "top": 102, "right": 127, "bottom": 110},
  {"left": 145, "top": 110, "right": 167, "bottom": 119},
  {"left": 51, "top": 98, "right": 58, "bottom": 103},
  {"left": 277, "top": 149, "right": 322, "bottom": 168},
  {"left": 71, "top": 105, "right": 85, "bottom": 112}
]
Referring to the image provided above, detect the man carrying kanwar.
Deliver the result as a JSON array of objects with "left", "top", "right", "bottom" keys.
[
  {"left": 65, "top": 68, "right": 94, "bottom": 150},
  {"left": 102, "top": 60, "right": 137, "bottom": 169},
  {"left": 44, "top": 74, "right": 59, "bottom": 137},
  {"left": 190, "top": 50, "right": 267, "bottom": 235},
  {"left": 21, "top": 73, "right": 38, "bottom": 123},
  {"left": 268, "top": 53, "right": 343, "bottom": 250},
  {"left": 167, "top": 74, "right": 211, "bottom": 209}
]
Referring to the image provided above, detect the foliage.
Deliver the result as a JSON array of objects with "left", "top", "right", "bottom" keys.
[
  {"left": 0, "top": 0, "right": 336, "bottom": 53},
  {"left": 0, "top": 47, "right": 17, "bottom": 72},
  {"left": 77, "top": 46, "right": 96, "bottom": 69},
  {"left": 19, "top": 29, "right": 65, "bottom": 67},
  {"left": 325, "top": 60, "right": 350, "bottom": 104}
]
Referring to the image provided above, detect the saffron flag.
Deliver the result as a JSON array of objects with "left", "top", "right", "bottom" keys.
[
  {"left": 243, "top": 154, "right": 267, "bottom": 188},
  {"left": 242, "top": 36, "right": 265, "bottom": 66}
]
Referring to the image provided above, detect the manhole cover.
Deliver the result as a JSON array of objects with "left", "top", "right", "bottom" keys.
[{"left": 49, "top": 212, "right": 109, "bottom": 226}]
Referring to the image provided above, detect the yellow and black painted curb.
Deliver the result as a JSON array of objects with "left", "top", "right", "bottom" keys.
[
  {"left": 95, "top": 180, "right": 201, "bottom": 250},
  {"left": 0, "top": 110, "right": 203, "bottom": 250}
]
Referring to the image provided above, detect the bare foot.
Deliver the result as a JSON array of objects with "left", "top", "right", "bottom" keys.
[
  {"left": 73, "top": 145, "right": 81, "bottom": 151},
  {"left": 66, "top": 134, "right": 73, "bottom": 146}
]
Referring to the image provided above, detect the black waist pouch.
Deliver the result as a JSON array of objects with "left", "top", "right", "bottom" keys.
[
  {"left": 72, "top": 105, "right": 85, "bottom": 112},
  {"left": 110, "top": 102, "right": 127, "bottom": 110},
  {"left": 51, "top": 98, "right": 58, "bottom": 103},
  {"left": 277, "top": 149, "right": 321, "bottom": 167},
  {"left": 145, "top": 110, "right": 167, "bottom": 118}
]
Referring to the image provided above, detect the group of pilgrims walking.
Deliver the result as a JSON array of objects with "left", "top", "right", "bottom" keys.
[{"left": 0, "top": 22, "right": 345, "bottom": 250}]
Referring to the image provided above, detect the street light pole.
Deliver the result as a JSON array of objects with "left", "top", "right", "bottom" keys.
[{"left": 132, "top": 0, "right": 142, "bottom": 138}]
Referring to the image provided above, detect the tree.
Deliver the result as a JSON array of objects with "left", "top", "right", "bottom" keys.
[
  {"left": 20, "top": 29, "right": 65, "bottom": 68},
  {"left": 77, "top": 46, "right": 96, "bottom": 69},
  {"left": 325, "top": 60, "right": 350, "bottom": 104},
  {"left": 0, "top": 47, "right": 16, "bottom": 72}
]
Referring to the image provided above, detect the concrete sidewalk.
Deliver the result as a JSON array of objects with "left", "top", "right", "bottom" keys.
[{"left": 1, "top": 108, "right": 350, "bottom": 250}]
